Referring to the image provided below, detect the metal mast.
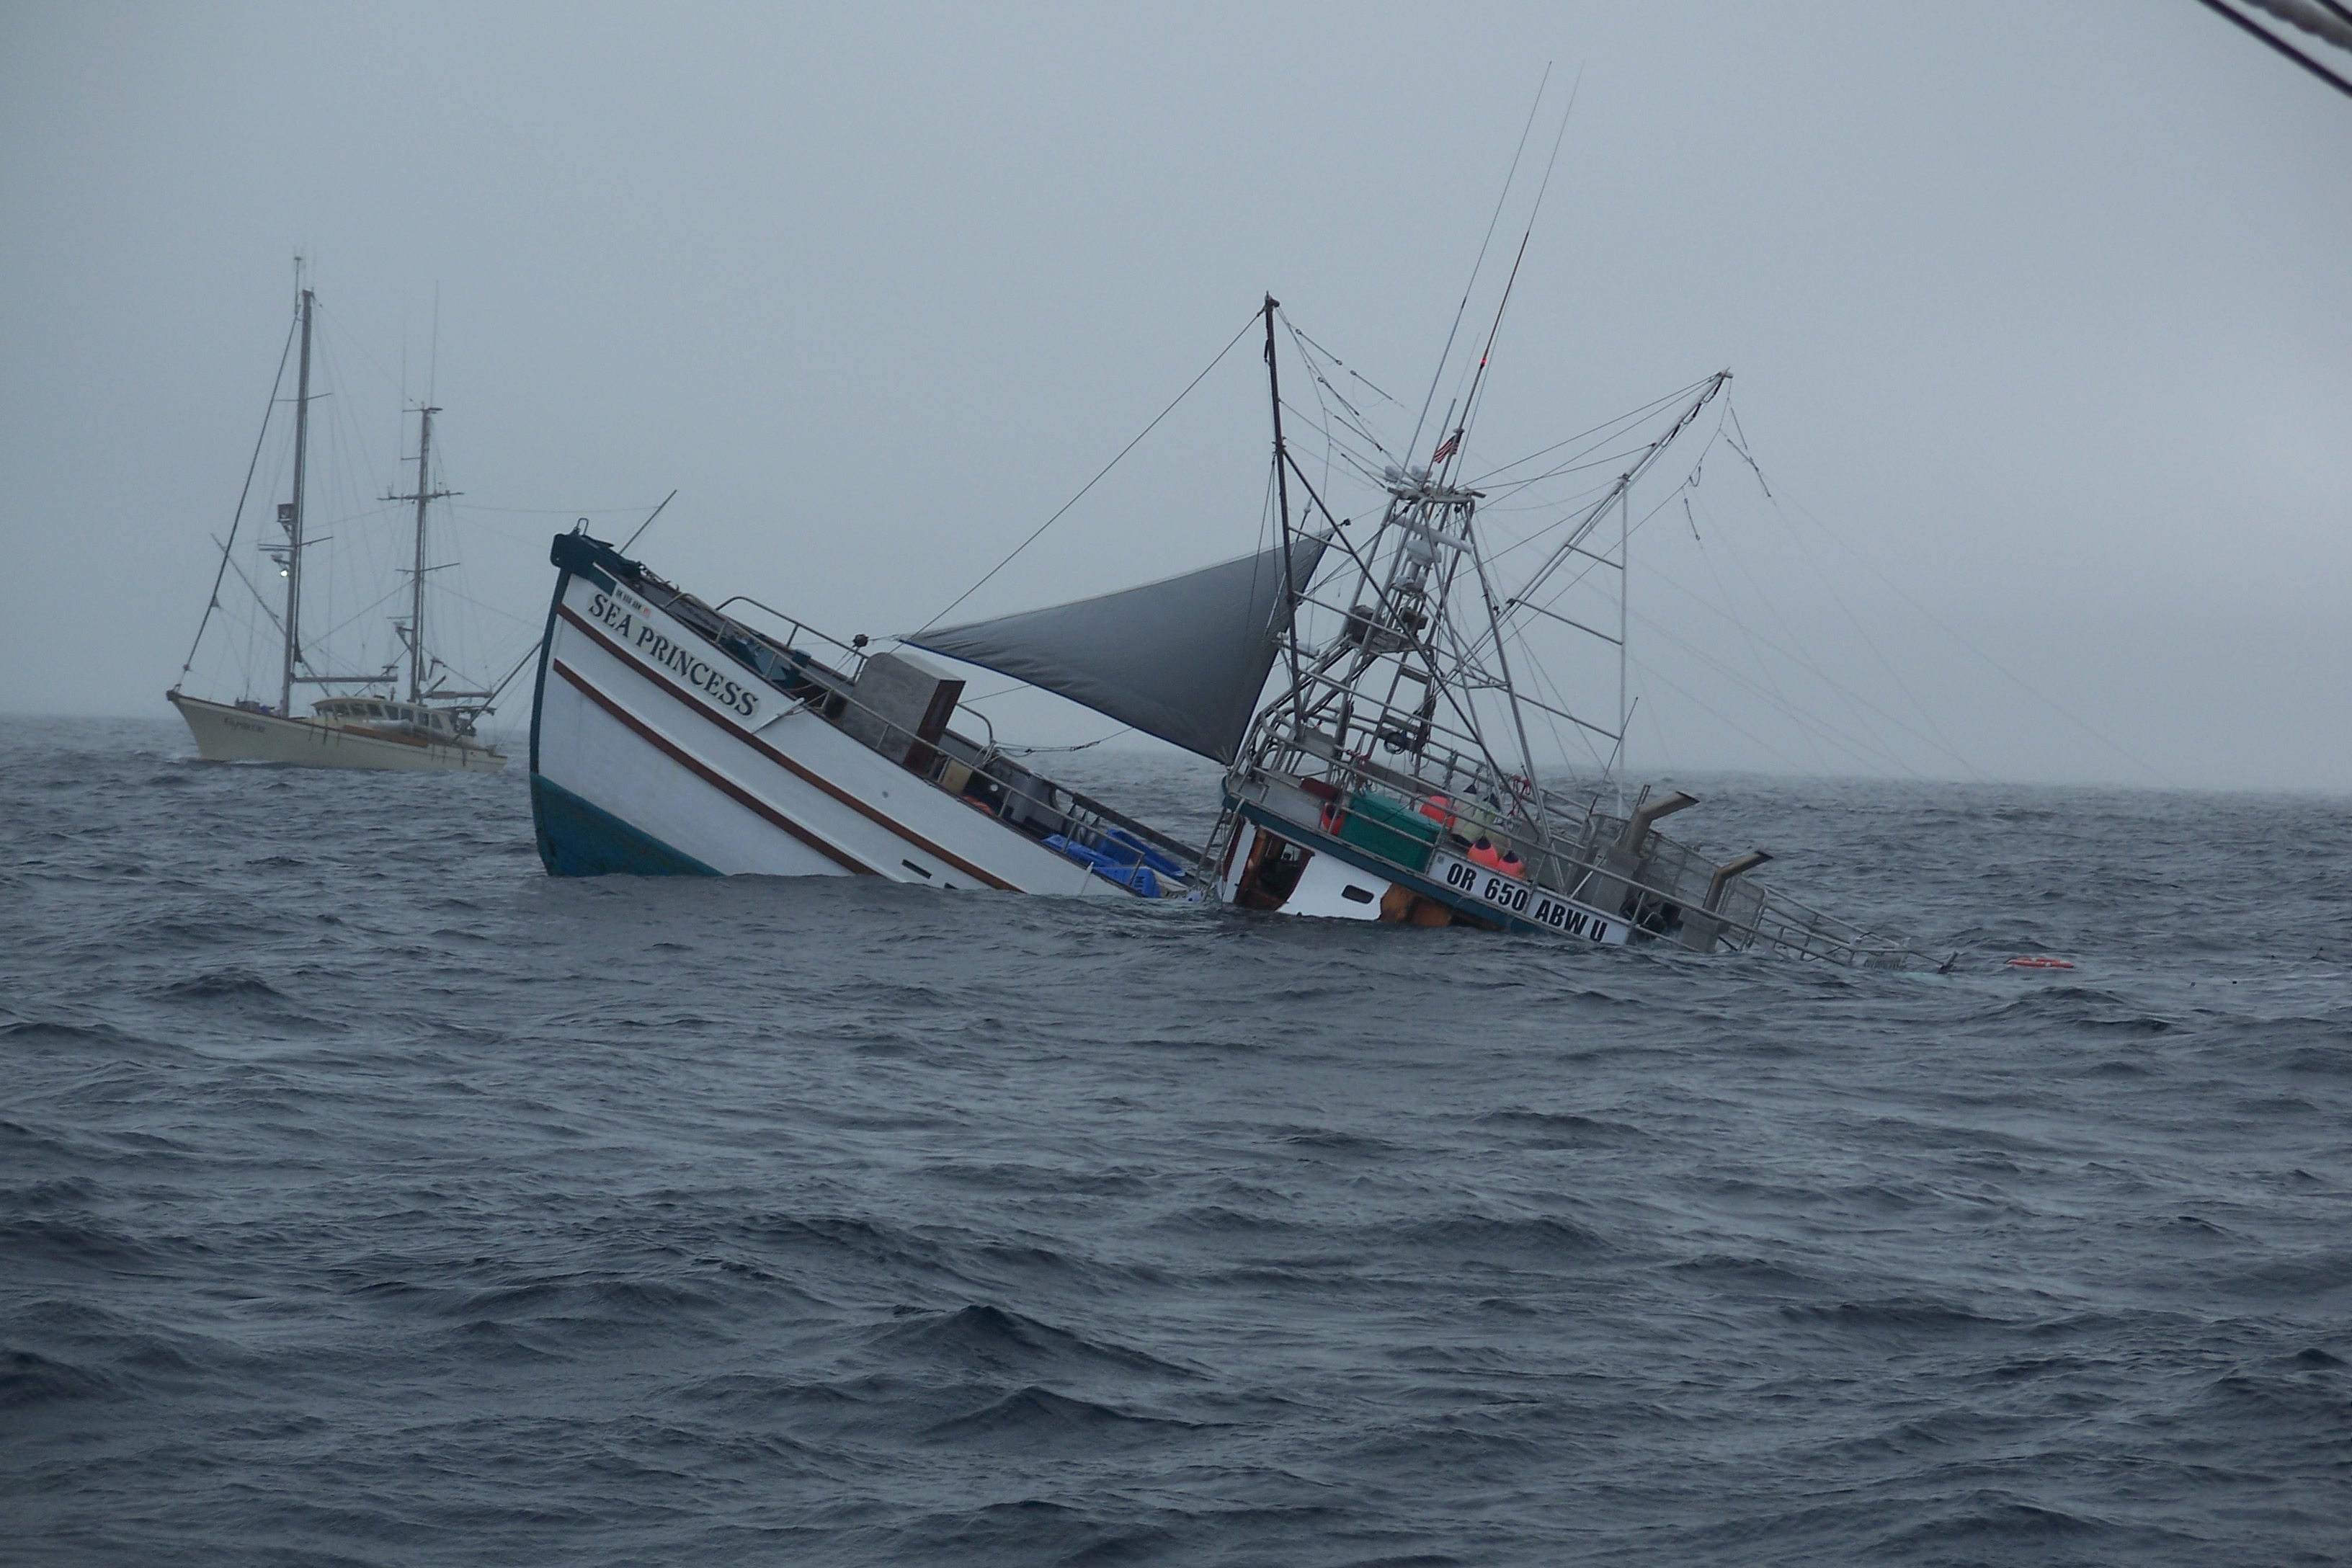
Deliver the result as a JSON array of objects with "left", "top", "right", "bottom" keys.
[
  {"left": 280, "top": 275, "right": 314, "bottom": 717},
  {"left": 1262, "top": 295, "right": 1305, "bottom": 726},
  {"left": 396, "top": 404, "right": 448, "bottom": 700},
  {"left": 1617, "top": 486, "right": 1629, "bottom": 777}
]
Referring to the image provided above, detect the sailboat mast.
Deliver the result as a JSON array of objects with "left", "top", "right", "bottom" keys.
[
  {"left": 409, "top": 405, "right": 437, "bottom": 701},
  {"left": 280, "top": 280, "right": 314, "bottom": 717}
]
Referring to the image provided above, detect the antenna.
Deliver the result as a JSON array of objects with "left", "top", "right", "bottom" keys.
[
  {"left": 622, "top": 489, "right": 680, "bottom": 551},
  {"left": 1435, "top": 79, "right": 1578, "bottom": 486},
  {"left": 1408, "top": 66, "right": 1552, "bottom": 463}
]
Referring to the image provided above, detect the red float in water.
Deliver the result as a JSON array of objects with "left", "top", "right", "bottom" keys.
[{"left": 2005, "top": 956, "right": 2075, "bottom": 970}]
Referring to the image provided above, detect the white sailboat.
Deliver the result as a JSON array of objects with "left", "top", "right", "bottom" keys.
[
  {"left": 169, "top": 270, "right": 507, "bottom": 771},
  {"left": 525, "top": 293, "right": 1912, "bottom": 963}
]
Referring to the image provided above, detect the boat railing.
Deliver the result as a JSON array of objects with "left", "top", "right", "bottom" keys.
[
  {"left": 766, "top": 661, "right": 1205, "bottom": 884},
  {"left": 599, "top": 562, "right": 1203, "bottom": 888},
  {"left": 1737, "top": 886, "right": 1915, "bottom": 966},
  {"left": 710, "top": 594, "right": 872, "bottom": 670},
  {"left": 1257, "top": 717, "right": 1599, "bottom": 845},
  {"left": 1242, "top": 715, "right": 1913, "bottom": 964},
  {"left": 1252, "top": 690, "right": 1623, "bottom": 840}
]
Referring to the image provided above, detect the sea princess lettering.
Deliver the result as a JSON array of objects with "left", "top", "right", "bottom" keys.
[{"left": 586, "top": 589, "right": 760, "bottom": 719}]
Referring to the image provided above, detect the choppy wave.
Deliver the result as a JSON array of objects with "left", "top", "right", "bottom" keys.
[{"left": 2, "top": 718, "right": 2348, "bottom": 1564}]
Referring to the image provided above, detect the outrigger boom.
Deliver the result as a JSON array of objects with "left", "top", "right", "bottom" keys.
[{"left": 1198, "top": 300, "right": 1911, "bottom": 964}]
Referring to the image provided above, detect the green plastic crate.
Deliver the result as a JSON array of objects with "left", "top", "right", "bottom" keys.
[{"left": 1335, "top": 791, "right": 1440, "bottom": 873}]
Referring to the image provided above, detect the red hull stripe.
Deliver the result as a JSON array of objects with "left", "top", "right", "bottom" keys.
[
  {"left": 551, "top": 657, "right": 876, "bottom": 875},
  {"left": 554, "top": 602, "right": 1020, "bottom": 891}
]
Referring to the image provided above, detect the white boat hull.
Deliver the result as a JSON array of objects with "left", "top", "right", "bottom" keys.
[
  {"left": 528, "top": 552, "right": 1131, "bottom": 894},
  {"left": 168, "top": 692, "right": 507, "bottom": 772},
  {"left": 1213, "top": 808, "right": 1631, "bottom": 943}
]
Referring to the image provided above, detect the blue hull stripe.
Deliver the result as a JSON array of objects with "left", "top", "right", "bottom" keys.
[{"left": 532, "top": 772, "right": 719, "bottom": 878}]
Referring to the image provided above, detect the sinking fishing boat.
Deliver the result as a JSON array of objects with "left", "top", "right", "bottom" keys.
[{"left": 529, "top": 296, "right": 1912, "bottom": 964}]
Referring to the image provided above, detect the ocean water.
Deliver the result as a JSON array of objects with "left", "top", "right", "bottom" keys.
[{"left": 4, "top": 716, "right": 2348, "bottom": 1567}]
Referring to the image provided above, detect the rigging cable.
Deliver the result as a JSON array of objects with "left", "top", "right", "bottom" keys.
[
  {"left": 1002, "top": 727, "right": 1134, "bottom": 756},
  {"left": 916, "top": 310, "right": 1260, "bottom": 634},
  {"left": 1767, "top": 484, "right": 2178, "bottom": 786},
  {"left": 180, "top": 311, "right": 300, "bottom": 681},
  {"left": 2191, "top": 0, "right": 2352, "bottom": 99},
  {"left": 1683, "top": 491, "right": 1836, "bottom": 775},
  {"left": 1723, "top": 424, "right": 1974, "bottom": 773},
  {"left": 1287, "top": 319, "right": 1407, "bottom": 410},
  {"left": 622, "top": 489, "right": 679, "bottom": 552},
  {"left": 1626, "top": 656, "right": 1819, "bottom": 778},
  {"left": 1474, "top": 377, "right": 1714, "bottom": 478},
  {"left": 1507, "top": 469, "right": 1986, "bottom": 779},
  {"left": 1629, "top": 585, "right": 1943, "bottom": 779},
  {"left": 452, "top": 500, "right": 677, "bottom": 516}
]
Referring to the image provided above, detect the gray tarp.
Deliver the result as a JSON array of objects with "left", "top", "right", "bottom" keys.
[{"left": 903, "top": 535, "right": 1327, "bottom": 764}]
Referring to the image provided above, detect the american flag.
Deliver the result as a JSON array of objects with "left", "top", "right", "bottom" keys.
[{"left": 1430, "top": 429, "right": 1461, "bottom": 464}]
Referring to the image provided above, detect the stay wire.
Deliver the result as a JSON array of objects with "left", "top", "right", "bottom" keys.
[
  {"left": 1631, "top": 561, "right": 1960, "bottom": 778},
  {"left": 314, "top": 303, "right": 409, "bottom": 404},
  {"left": 1685, "top": 493, "right": 1834, "bottom": 775},
  {"left": 182, "top": 312, "right": 300, "bottom": 678},
  {"left": 1283, "top": 316, "right": 1394, "bottom": 463},
  {"left": 1280, "top": 324, "right": 1347, "bottom": 500},
  {"left": 1500, "top": 466, "right": 1975, "bottom": 778},
  {"left": 2191, "top": 0, "right": 2352, "bottom": 99},
  {"left": 453, "top": 501, "right": 674, "bottom": 517},
  {"left": 1629, "top": 655, "right": 1819, "bottom": 777},
  {"left": 1701, "top": 407, "right": 1972, "bottom": 772},
  {"left": 1469, "top": 377, "right": 1714, "bottom": 487},
  {"left": 1746, "top": 481, "right": 1970, "bottom": 774},
  {"left": 1769, "top": 484, "right": 2178, "bottom": 786},
  {"left": 916, "top": 311, "right": 1259, "bottom": 635},
  {"left": 1286, "top": 319, "right": 1406, "bottom": 410}
]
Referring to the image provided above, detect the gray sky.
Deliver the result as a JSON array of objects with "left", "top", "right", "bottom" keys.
[{"left": 4, "top": 2, "right": 2347, "bottom": 789}]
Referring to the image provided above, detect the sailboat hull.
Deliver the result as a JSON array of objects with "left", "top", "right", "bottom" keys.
[
  {"left": 528, "top": 549, "right": 1134, "bottom": 895},
  {"left": 168, "top": 692, "right": 507, "bottom": 772}
]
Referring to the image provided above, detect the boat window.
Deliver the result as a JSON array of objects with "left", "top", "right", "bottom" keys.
[
  {"left": 1233, "top": 829, "right": 1311, "bottom": 911},
  {"left": 368, "top": 703, "right": 386, "bottom": 717}
]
